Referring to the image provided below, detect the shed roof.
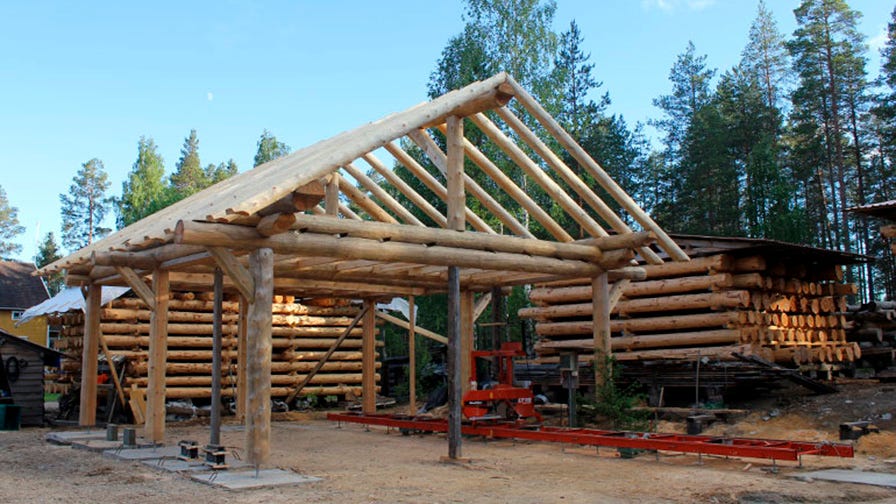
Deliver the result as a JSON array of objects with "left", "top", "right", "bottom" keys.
[
  {"left": 41, "top": 73, "right": 686, "bottom": 297},
  {"left": 667, "top": 234, "right": 868, "bottom": 265},
  {"left": 0, "top": 328, "right": 68, "bottom": 365},
  {"left": 0, "top": 261, "right": 49, "bottom": 310},
  {"left": 848, "top": 200, "right": 896, "bottom": 221}
]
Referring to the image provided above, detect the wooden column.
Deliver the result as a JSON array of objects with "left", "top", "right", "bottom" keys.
[
  {"left": 210, "top": 268, "right": 223, "bottom": 447},
  {"left": 145, "top": 269, "right": 169, "bottom": 442},
  {"left": 592, "top": 272, "right": 611, "bottom": 392},
  {"left": 460, "top": 290, "right": 474, "bottom": 395},
  {"left": 78, "top": 284, "right": 101, "bottom": 426},
  {"left": 325, "top": 174, "right": 340, "bottom": 216},
  {"left": 246, "top": 248, "right": 273, "bottom": 467},
  {"left": 408, "top": 296, "right": 416, "bottom": 415},
  {"left": 362, "top": 299, "right": 377, "bottom": 414},
  {"left": 236, "top": 295, "right": 248, "bottom": 422},
  {"left": 446, "top": 114, "right": 464, "bottom": 459}
]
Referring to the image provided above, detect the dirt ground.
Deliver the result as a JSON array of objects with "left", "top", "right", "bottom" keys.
[{"left": 2, "top": 382, "right": 896, "bottom": 503}]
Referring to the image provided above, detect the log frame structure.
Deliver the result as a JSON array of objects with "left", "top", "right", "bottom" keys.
[{"left": 39, "top": 73, "right": 686, "bottom": 465}]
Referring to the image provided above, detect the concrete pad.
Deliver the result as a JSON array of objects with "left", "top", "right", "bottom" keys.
[
  {"left": 796, "top": 469, "right": 896, "bottom": 488},
  {"left": 105, "top": 445, "right": 181, "bottom": 461},
  {"left": 190, "top": 468, "right": 321, "bottom": 489},
  {"left": 142, "top": 455, "right": 251, "bottom": 472},
  {"left": 71, "top": 439, "right": 126, "bottom": 452},
  {"left": 46, "top": 430, "right": 107, "bottom": 445},
  {"left": 142, "top": 457, "right": 210, "bottom": 472}
]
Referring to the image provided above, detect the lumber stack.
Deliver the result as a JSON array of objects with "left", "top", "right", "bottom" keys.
[
  {"left": 845, "top": 301, "right": 896, "bottom": 367},
  {"left": 48, "top": 292, "right": 381, "bottom": 402},
  {"left": 520, "top": 254, "right": 861, "bottom": 366}
]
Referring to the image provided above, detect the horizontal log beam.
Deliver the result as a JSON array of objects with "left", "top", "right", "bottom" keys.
[{"left": 176, "top": 220, "right": 615, "bottom": 277}]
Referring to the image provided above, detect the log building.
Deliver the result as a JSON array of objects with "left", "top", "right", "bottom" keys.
[{"left": 38, "top": 73, "right": 686, "bottom": 465}]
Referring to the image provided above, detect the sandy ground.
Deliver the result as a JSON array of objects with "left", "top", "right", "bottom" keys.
[{"left": 2, "top": 409, "right": 896, "bottom": 504}]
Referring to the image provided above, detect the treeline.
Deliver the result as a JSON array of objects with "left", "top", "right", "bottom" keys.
[
  {"left": 26, "top": 129, "right": 291, "bottom": 295},
  {"left": 398, "top": 0, "right": 896, "bottom": 302}
]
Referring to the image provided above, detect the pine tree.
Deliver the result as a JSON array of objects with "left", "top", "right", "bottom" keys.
[
  {"left": 650, "top": 42, "right": 716, "bottom": 229},
  {"left": 254, "top": 130, "right": 291, "bottom": 167},
  {"left": 117, "top": 136, "right": 168, "bottom": 228},
  {"left": 169, "top": 129, "right": 208, "bottom": 199},
  {"left": 741, "top": 0, "right": 790, "bottom": 116},
  {"left": 205, "top": 159, "right": 238, "bottom": 184},
  {"left": 0, "top": 185, "right": 24, "bottom": 258},
  {"left": 60, "top": 158, "right": 111, "bottom": 250},
  {"left": 34, "top": 232, "right": 63, "bottom": 295}
]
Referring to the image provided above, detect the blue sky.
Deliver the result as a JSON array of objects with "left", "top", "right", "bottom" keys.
[{"left": 0, "top": 0, "right": 891, "bottom": 262}]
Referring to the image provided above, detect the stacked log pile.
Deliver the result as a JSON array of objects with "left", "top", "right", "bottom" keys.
[
  {"left": 845, "top": 301, "right": 896, "bottom": 368},
  {"left": 520, "top": 254, "right": 861, "bottom": 366},
  {"left": 49, "top": 293, "right": 380, "bottom": 402}
]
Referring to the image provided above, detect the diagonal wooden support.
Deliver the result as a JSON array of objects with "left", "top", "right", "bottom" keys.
[
  {"left": 376, "top": 311, "right": 448, "bottom": 345},
  {"left": 608, "top": 279, "right": 631, "bottom": 311},
  {"left": 207, "top": 247, "right": 255, "bottom": 304},
  {"left": 114, "top": 266, "right": 156, "bottom": 310},
  {"left": 473, "top": 291, "right": 492, "bottom": 321},
  {"left": 285, "top": 304, "right": 371, "bottom": 405}
]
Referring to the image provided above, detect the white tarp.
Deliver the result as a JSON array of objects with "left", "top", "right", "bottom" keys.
[
  {"left": 376, "top": 297, "right": 415, "bottom": 324},
  {"left": 16, "top": 286, "right": 130, "bottom": 325}
]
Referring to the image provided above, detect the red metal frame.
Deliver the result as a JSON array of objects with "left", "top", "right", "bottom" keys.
[{"left": 327, "top": 412, "right": 854, "bottom": 462}]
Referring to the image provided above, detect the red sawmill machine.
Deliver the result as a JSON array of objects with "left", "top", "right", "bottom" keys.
[{"left": 328, "top": 342, "right": 853, "bottom": 463}]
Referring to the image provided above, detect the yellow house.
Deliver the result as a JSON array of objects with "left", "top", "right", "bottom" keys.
[{"left": 0, "top": 261, "right": 50, "bottom": 346}]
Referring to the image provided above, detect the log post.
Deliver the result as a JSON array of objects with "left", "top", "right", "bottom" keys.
[
  {"left": 246, "top": 248, "right": 273, "bottom": 467},
  {"left": 362, "top": 299, "right": 377, "bottom": 414},
  {"left": 325, "top": 173, "right": 340, "bottom": 216},
  {"left": 236, "top": 295, "right": 248, "bottom": 422},
  {"left": 446, "top": 114, "right": 464, "bottom": 460},
  {"left": 145, "top": 269, "right": 169, "bottom": 442},
  {"left": 210, "top": 268, "right": 223, "bottom": 447},
  {"left": 408, "top": 295, "right": 417, "bottom": 415},
  {"left": 461, "top": 290, "right": 474, "bottom": 395},
  {"left": 592, "top": 272, "right": 610, "bottom": 393},
  {"left": 78, "top": 284, "right": 101, "bottom": 426}
]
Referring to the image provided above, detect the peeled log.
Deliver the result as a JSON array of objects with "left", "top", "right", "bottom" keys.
[
  {"left": 162, "top": 385, "right": 372, "bottom": 399},
  {"left": 535, "top": 311, "right": 739, "bottom": 337},
  {"left": 519, "top": 291, "right": 750, "bottom": 319},
  {"left": 529, "top": 274, "right": 733, "bottom": 304},
  {"left": 537, "top": 329, "right": 742, "bottom": 352}
]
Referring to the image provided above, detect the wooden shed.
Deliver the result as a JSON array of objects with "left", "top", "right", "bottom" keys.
[
  {"left": 38, "top": 73, "right": 686, "bottom": 465},
  {"left": 0, "top": 329, "right": 65, "bottom": 426}
]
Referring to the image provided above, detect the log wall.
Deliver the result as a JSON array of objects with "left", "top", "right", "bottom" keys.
[
  {"left": 521, "top": 254, "right": 861, "bottom": 366},
  {"left": 49, "top": 292, "right": 381, "bottom": 404}
]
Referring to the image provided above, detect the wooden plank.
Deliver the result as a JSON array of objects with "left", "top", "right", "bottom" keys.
[
  {"left": 246, "top": 248, "right": 273, "bottom": 467},
  {"left": 114, "top": 266, "right": 156, "bottom": 310},
  {"left": 129, "top": 384, "right": 146, "bottom": 425},
  {"left": 79, "top": 284, "right": 101, "bottom": 426},
  {"left": 144, "top": 269, "right": 169, "bottom": 442},
  {"left": 207, "top": 247, "right": 255, "bottom": 303},
  {"left": 362, "top": 300, "right": 377, "bottom": 414}
]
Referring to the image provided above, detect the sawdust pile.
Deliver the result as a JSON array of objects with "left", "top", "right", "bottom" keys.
[{"left": 855, "top": 431, "right": 896, "bottom": 458}]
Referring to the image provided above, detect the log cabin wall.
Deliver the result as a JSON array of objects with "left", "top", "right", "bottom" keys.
[
  {"left": 523, "top": 248, "right": 862, "bottom": 367},
  {"left": 49, "top": 292, "right": 381, "bottom": 404}
]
